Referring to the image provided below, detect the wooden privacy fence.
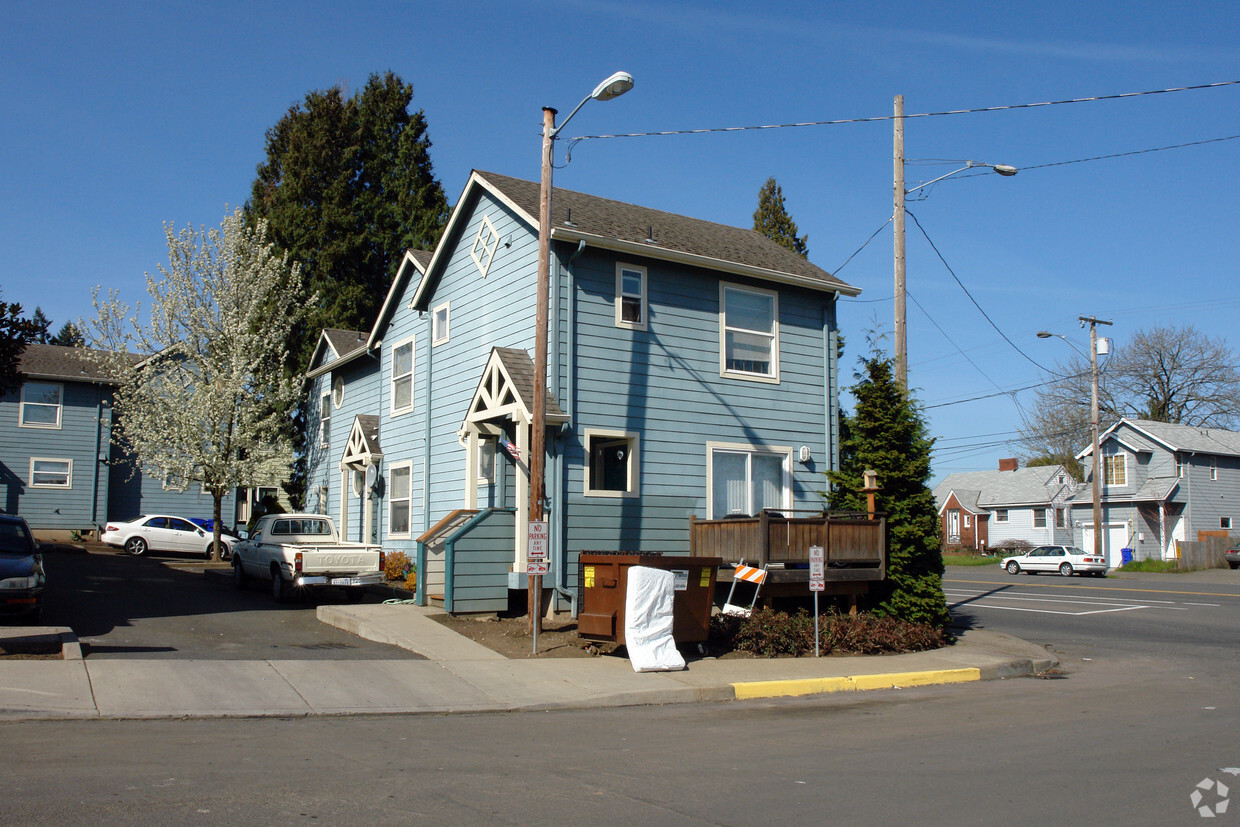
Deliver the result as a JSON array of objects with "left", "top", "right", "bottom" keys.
[
  {"left": 688, "top": 509, "right": 886, "bottom": 582},
  {"left": 1174, "top": 537, "right": 1230, "bottom": 570}
]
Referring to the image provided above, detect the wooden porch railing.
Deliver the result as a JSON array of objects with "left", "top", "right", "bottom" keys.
[{"left": 688, "top": 510, "right": 886, "bottom": 582}]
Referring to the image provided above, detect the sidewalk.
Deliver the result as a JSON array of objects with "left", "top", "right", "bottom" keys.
[{"left": 0, "top": 602, "right": 1056, "bottom": 721}]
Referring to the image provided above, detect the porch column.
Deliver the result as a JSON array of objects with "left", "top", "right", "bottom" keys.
[
  {"left": 1159, "top": 502, "right": 1167, "bottom": 561},
  {"left": 465, "top": 431, "right": 478, "bottom": 510}
]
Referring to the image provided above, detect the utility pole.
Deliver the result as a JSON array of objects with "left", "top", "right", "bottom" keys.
[
  {"left": 893, "top": 94, "right": 907, "bottom": 390},
  {"left": 1081, "top": 314, "right": 1113, "bottom": 560}
]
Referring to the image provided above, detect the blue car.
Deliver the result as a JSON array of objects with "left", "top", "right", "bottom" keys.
[{"left": 0, "top": 515, "right": 45, "bottom": 624}]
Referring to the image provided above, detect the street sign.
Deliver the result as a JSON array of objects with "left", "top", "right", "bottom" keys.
[
  {"left": 527, "top": 520, "right": 549, "bottom": 575},
  {"left": 809, "top": 545, "right": 825, "bottom": 592}
]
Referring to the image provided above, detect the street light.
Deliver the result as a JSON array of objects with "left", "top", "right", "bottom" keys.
[
  {"left": 1037, "top": 317, "right": 1112, "bottom": 559},
  {"left": 892, "top": 95, "right": 1017, "bottom": 390},
  {"left": 530, "top": 71, "right": 633, "bottom": 632}
]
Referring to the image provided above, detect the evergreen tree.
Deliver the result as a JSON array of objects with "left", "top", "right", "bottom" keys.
[
  {"left": 30, "top": 307, "right": 51, "bottom": 344},
  {"left": 827, "top": 350, "right": 949, "bottom": 630},
  {"left": 49, "top": 321, "right": 85, "bottom": 348},
  {"left": 753, "top": 177, "right": 809, "bottom": 258},
  {"left": 0, "top": 292, "right": 39, "bottom": 394},
  {"left": 245, "top": 70, "right": 449, "bottom": 373}
]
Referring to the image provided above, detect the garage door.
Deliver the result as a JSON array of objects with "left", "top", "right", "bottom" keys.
[{"left": 1081, "top": 522, "right": 1129, "bottom": 568}]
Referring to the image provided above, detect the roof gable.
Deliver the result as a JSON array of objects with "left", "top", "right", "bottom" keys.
[
  {"left": 934, "top": 464, "right": 1076, "bottom": 509},
  {"left": 307, "top": 329, "right": 369, "bottom": 379},
  {"left": 1081, "top": 418, "right": 1240, "bottom": 460},
  {"left": 17, "top": 343, "right": 134, "bottom": 384}
]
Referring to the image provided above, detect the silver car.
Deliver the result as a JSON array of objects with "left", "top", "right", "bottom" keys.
[{"left": 100, "top": 515, "right": 230, "bottom": 559}]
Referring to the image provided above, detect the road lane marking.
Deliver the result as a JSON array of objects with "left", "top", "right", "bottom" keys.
[
  {"left": 945, "top": 577, "right": 1240, "bottom": 599},
  {"left": 945, "top": 588, "right": 1177, "bottom": 605},
  {"left": 955, "top": 603, "right": 1149, "bottom": 616}
]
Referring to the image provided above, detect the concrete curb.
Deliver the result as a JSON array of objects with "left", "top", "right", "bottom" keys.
[{"left": 731, "top": 667, "right": 983, "bottom": 700}]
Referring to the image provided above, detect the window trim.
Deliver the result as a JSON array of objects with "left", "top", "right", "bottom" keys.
[
  {"left": 614, "top": 263, "right": 648, "bottom": 331},
  {"left": 994, "top": 508, "right": 1009, "bottom": 523},
  {"left": 1103, "top": 453, "right": 1127, "bottom": 487},
  {"left": 477, "top": 438, "right": 495, "bottom": 483},
  {"left": 319, "top": 391, "right": 331, "bottom": 448},
  {"left": 432, "top": 302, "right": 450, "bottom": 346},
  {"left": 1033, "top": 508, "right": 1047, "bottom": 529},
  {"left": 387, "top": 461, "right": 413, "bottom": 539},
  {"left": 1210, "top": 457, "right": 1218, "bottom": 481},
  {"left": 19, "top": 381, "right": 63, "bottom": 429},
  {"left": 332, "top": 376, "right": 344, "bottom": 409},
  {"left": 30, "top": 457, "right": 72, "bottom": 489},
  {"left": 719, "top": 282, "right": 779, "bottom": 383},
  {"left": 583, "top": 428, "right": 640, "bottom": 498},
  {"left": 470, "top": 214, "right": 501, "bottom": 279},
  {"left": 390, "top": 335, "right": 415, "bottom": 416},
  {"left": 706, "top": 441, "right": 792, "bottom": 519},
  {"left": 1221, "top": 516, "right": 1232, "bottom": 530}
]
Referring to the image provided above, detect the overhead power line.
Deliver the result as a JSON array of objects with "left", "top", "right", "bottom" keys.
[{"left": 567, "top": 80, "right": 1240, "bottom": 143}]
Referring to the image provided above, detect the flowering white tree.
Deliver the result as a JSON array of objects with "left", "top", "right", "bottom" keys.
[{"left": 86, "top": 209, "right": 310, "bottom": 558}]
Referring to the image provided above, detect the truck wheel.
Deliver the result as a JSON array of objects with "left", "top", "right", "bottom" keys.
[{"left": 272, "top": 566, "right": 291, "bottom": 603}]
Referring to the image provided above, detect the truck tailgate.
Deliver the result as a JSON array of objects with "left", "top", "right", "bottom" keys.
[{"left": 298, "top": 547, "right": 382, "bottom": 574}]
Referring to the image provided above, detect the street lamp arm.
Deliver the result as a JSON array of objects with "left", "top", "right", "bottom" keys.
[
  {"left": 905, "top": 160, "right": 1018, "bottom": 196},
  {"left": 550, "top": 71, "right": 634, "bottom": 139}
]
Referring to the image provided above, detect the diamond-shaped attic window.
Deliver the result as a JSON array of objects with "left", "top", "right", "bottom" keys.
[{"left": 471, "top": 214, "right": 501, "bottom": 278}]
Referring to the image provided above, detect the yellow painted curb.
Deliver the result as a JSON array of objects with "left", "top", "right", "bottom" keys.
[{"left": 732, "top": 668, "right": 981, "bottom": 700}]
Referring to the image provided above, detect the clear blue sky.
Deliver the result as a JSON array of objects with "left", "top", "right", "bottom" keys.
[{"left": 5, "top": 1, "right": 1239, "bottom": 483}]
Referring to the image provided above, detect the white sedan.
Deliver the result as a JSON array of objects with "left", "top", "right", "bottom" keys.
[
  {"left": 1001, "top": 545, "right": 1108, "bottom": 577},
  {"left": 100, "top": 515, "right": 230, "bottom": 559}
]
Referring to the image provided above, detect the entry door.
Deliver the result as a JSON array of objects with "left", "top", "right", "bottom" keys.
[
  {"left": 1082, "top": 523, "right": 1128, "bottom": 567},
  {"left": 947, "top": 511, "right": 961, "bottom": 542}
]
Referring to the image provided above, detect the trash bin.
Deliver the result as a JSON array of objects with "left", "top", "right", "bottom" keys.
[
  {"left": 578, "top": 552, "right": 722, "bottom": 645},
  {"left": 1120, "top": 548, "right": 1134, "bottom": 565}
]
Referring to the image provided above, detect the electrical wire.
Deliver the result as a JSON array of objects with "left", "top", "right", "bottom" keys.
[
  {"left": 906, "top": 209, "right": 1056, "bottom": 375},
  {"left": 831, "top": 216, "right": 892, "bottom": 276},
  {"left": 905, "top": 288, "right": 1008, "bottom": 397},
  {"left": 566, "top": 80, "right": 1240, "bottom": 143}
]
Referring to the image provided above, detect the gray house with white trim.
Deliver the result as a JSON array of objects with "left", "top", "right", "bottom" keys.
[{"left": 303, "top": 170, "right": 859, "bottom": 612}]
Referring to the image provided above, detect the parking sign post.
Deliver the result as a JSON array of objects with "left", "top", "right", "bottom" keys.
[
  {"left": 527, "top": 521, "right": 549, "bottom": 653},
  {"left": 809, "top": 545, "right": 825, "bottom": 657}
]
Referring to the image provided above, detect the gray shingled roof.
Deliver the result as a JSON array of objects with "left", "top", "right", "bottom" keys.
[
  {"left": 407, "top": 249, "right": 433, "bottom": 270},
  {"left": 493, "top": 347, "right": 566, "bottom": 420},
  {"left": 476, "top": 171, "right": 857, "bottom": 295},
  {"left": 1113, "top": 418, "right": 1240, "bottom": 458},
  {"left": 323, "top": 329, "right": 367, "bottom": 361},
  {"left": 1065, "top": 476, "right": 1178, "bottom": 505},
  {"left": 934, "top": 465, "right": 1075, "bottom": 510},
  {"left": 354, "top": 414, "right": 382, "bottom": 456},
  {"left": 17, "top": 343, "right": 134, "bottom": 383}
]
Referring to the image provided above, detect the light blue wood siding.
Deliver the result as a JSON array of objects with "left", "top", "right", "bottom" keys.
[
  {"left": 0, "top": 380, "right": 112, "bottom": 531},
  {"left": 310, "top": 356, "right": 381, "bottom": 544},
  {"left": 557, "top": 246, "right": 837, "bottom": 579},
  {"left": 446, "top": 509, "right": 515, "bottom": 613}
]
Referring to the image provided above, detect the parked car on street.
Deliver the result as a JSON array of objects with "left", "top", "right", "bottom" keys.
[
  {"left": 0, "top": 515, "right": 45, "bottom": 623},
  {"left": 231, "top": 513, "right": 385, "bottom": 603},
  {"left": 1001, "top": 545, "right": 1108, "bottom": 577},
  {"left": 1225, "top": 547, "right": 1240, "bottom": 570},
  {"left": 101, "top": 515, "right": 232, "bottom": 559}
]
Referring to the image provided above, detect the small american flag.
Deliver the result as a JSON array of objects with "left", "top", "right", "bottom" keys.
[{"left": 499, "top": 435, "right": 521, "bottom": 462}]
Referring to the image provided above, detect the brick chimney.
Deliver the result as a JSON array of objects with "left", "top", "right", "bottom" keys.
[{"left": 998, "top": 458, "right": 1018, "bottom": 472}]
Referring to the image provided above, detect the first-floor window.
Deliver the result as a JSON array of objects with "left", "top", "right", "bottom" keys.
[
  {"left": 478, "top": 438, "right": 495, "bottom": 483},
  {"left": 584, "top": 429, "right": 639, "bottom": 497},
  {"left": 30, "top": 458, "right": 71, "bottom": 488},
  {"left": 1055, "top": 508, "right": 1065, "bottom": 528},
  {"left": 316, "top": 486, "right": 329, "bottom": 514},
  {"left": 709, "top": 444, "right": 789, "bottom": 519},
  {"left": 388, "top": 464, "right": 412, "bottom": 536},
  {"left": 1222, "top": 517, "right": 1232, "bottom": 530},
  {"left": 1034, "top": 509, "right": 1047, "bottom": 528}
]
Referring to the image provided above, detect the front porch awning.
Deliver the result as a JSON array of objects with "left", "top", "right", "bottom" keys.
[
  {"left": 340, "top": 414, "right": 384, "bottom": 472},
  {"left": 460, "top": 347, "right": 569, "bottom": 435}
]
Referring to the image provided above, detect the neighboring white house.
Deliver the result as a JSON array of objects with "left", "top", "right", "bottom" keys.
[{"left": 934, "top": 458, "right": 1079, "bottom": 551}]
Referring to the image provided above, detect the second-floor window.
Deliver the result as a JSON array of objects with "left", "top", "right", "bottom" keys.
[
  {"left": 1211, "top": 458, "right": 1218, "bottom": 481},
  {"left": 319, "top": 392, "right": 331, "bottom": 447},
  {"left": 994, "top": 509, "right": 1008, "bottom": 523},
  {"left": 391, "top": 338, "right": 414, "bottom": 414},
  {"left": 615, "top": 264, "right": 647, "bottom": 330},
  {"left": 432, "top": 303, "right": 450, "bottom": 346},
  {"left": 20, "top": 381, "right": 62, "bottom": 428},
  {"left": 1103, "top": 454, "right": 1127, "bottom": 486},
  {"left": 720, "top": 283, "right": 778, "bottom": 381}
]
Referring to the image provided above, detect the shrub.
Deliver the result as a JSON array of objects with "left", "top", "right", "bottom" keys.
[
  {"left": 384, "top": 551, "right": 411, "bottom": 582},
  {"left": 404, "top": 570, "right": 418, "bottom": 591},
  {"left": 711, "top": 607, "right": 947, "bottom": 657}
]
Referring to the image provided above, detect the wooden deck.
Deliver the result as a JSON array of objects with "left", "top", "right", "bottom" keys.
[{"left": 688, "top": 510, "right": 886, "bottom": 585}]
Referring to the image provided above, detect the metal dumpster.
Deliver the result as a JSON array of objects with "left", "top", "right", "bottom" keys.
[{"left": 578, "top": 552, "right": 723, "bottom": 645}]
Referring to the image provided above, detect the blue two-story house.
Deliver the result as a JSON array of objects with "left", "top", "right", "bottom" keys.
[
  {"left": 304, "top": 170, "right": 859, "bottom": 612},
  {"left": 0, "top": 343, "right": 244, "bottom": 538}
]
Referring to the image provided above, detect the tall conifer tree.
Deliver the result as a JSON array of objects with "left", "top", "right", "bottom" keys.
[
  {"left": 827, "top": 349, "right": 949, "bottom": 630},
  {"left": 753, "top": 177, "right": 809, "bottom": 258}
]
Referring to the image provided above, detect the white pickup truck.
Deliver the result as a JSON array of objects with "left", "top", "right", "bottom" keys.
[{"left": 231, "top": 513, "right": 386, "bottom": 603}]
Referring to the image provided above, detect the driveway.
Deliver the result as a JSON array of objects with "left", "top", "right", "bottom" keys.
[{"left": 24, "top": 545, "right": 420, "bottom": 661}]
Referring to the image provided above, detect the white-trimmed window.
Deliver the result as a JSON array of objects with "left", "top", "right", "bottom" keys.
[
  {"left": 316, "top": 485, "right": 329, "bottom": 514},
  {"left": 1055, "top": 508, "right": 1065, "bottom": 528},
  {"left": 319, "top": 391, "right": 331, "bottom": 448},
  {"left": 332, "top": 376, "right": 344, "bottom": 408},
  {"left": 1221, "top": 517, "right": 1232, "bottom": 530},
  {"left": 470, "top": 214, "right": 500, "bottom": 278},
  {"left": 1103, "top": 453, "right": 1127, "bottom": 486},
  {"left": 432, "top": 302, "right": 450, "bottom": 346},
  {"left": 30, "top": 457, "right": 71, "bottom": 488},
  {"left": 720, "top": 283, "right": 779, "bottom": 381},
  {"left": 1034, "top": 509, "right": 1047, "bottom": 528},
  {"left": 615, "top": 263, "right": 647, "bottom": 330},
  {"left": 994, "top": 508, "right": 1009, "bottom": 523},
  {"left": 584, "top": 429, "right": 639, "bottom": 497},
  {"left": 1175, "top": 455, "right": 1185, "bottom": 478},
  {"left": 477, "top": 438, "right": 495, "bottom": 483},
  {"left": 963, "top": 514, "right": 972, "bottom": 529},
  {"left": 388, "top": 463, "right": 412, "bottom": 537},
  {"left": 707, "top": 443, "right": 790, "bottom": 519},
  {"left": 19, "top": 381, "right": 62, "bottom": 428},
  {"left": 1210, "top": 458, "right": 1218, "bottom": 481},
  {"left": 391, "top": 337, "right": 414, "bottom": 414}
]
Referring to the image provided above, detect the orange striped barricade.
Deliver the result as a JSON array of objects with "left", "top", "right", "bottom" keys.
[{"left": 721, "top": 560, "right": 769, "bottom": 618}]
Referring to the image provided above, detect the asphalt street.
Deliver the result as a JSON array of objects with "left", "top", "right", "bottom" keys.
[{"left": 31, "top": 546, "right": 420, "bottom": 660}]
